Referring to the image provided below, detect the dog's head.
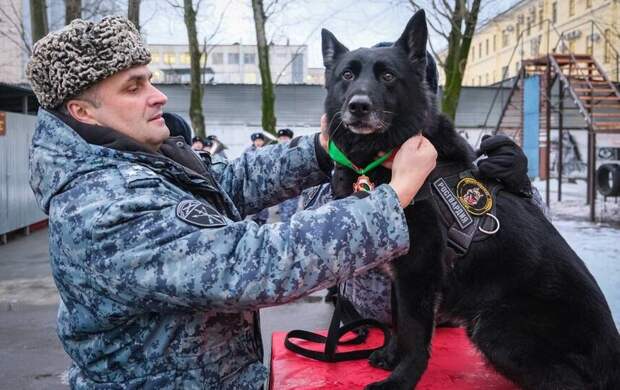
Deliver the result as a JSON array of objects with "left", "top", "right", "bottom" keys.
[{"left": 322, "top": 10, "right": 434, "bottom": 151}]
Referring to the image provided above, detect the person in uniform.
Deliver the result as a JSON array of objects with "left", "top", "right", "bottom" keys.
[
  {"left": 276, "top": 128, "right": 299, "bottom": 222},
  {"left": 26, "top": 16, "right": 437, "bottom": 389}
]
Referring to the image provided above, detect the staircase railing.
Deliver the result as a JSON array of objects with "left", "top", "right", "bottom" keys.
[{"left": 548, "top": 55, "right": 594, "bottom": 127}]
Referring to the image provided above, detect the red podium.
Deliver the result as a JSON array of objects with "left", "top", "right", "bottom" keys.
[{"left": 270, "top": 327, "right": 519, "bottom": 389}]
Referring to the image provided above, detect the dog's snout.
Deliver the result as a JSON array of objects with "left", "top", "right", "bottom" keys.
[{"left": 347, "top": 95, "right": 372, "bottom": 117}]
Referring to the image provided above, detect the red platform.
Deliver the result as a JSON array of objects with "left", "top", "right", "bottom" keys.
[{"left": 270, "top": 328, "right": 519, "bottom": 389}]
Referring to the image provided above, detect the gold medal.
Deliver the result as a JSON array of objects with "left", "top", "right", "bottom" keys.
[
  {"left": 353, "top": 175, "right": 375, "bottom": 192},
  {"left": 456, "top": 178, "right": 492, "bottom": 215}
]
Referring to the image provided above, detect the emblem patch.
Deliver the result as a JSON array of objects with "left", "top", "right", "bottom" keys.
[
  {"left": 176, "top": 200, "right": 227, "bottom": 228},
  {"left": 456, "top": 178, "right": 493, "bottom": 216},
  {"left": 432, "top": 178, "right": 473, "bottom": 229}
]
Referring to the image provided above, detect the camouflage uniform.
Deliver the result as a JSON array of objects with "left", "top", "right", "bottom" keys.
[
  {"left": 303, "top": 184, "right": 393, "bottom": 324},
  {"left": 30, "top": 109, "right": 410, "bottom": 389}
]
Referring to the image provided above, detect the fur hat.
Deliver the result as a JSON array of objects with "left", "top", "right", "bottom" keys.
[{"left": 26, "top": 16, "right": 151, "bottom": 109}]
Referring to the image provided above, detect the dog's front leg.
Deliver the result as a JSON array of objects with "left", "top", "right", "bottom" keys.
[{"left": 366, "top": 201, "right": 445, "bottom": 390}]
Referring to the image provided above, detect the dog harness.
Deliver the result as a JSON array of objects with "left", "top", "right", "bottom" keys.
[{"left": 419, "top": 162, "right": 502, "bottom": 262}]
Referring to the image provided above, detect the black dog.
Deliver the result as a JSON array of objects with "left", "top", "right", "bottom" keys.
[{"left": 322, "top": 10, "right": 620, "bottom": 390}]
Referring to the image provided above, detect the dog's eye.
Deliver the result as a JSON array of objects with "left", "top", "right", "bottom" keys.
[
  {"left": 342, "top": 70, "right": 354, "bottom": 81},
  {"left": 381, "top": 72, "right": 395, "bottom": 82}
]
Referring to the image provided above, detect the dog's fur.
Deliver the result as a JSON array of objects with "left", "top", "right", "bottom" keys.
[{"left": 322, "top": 10, "right": 620, "bottom": 390}]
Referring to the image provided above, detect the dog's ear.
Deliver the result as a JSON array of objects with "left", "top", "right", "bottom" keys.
[
  {"left": 322, "top": 28, "right": 349, "bottom": 70},
  {"left": 396, "top": 9, "right": 428, "bottom": 65}
]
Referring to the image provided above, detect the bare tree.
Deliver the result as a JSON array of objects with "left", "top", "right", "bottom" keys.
[
  {"left": 30, "top": 0, "right": 49, "bottom": 44},
  {"left": 405, "top": 0, "right": 482, "bottom": 121},
  {"left": 251, "top": 0, "right": 277, "bottom": 134},
  {"left": 0, "top": 0, "right": 32, "bottom": 55},
  {"left": 182, "top": 0, "right": 206, "bottom": 138},
  {"left": 128, "top": 0, "right": 140, "bottom": 30},
  {"left": 65, "top": 0, "right": 81, "bottom": 24}
]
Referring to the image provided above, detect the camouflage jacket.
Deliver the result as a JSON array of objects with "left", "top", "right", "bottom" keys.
[{"left": 30, "top": 109, "right": 410, "bottom": 389}]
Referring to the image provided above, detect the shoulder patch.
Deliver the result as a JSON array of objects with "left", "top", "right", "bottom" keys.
[{"left": 176, "top": 200, "right": 227, "bottom": 228}]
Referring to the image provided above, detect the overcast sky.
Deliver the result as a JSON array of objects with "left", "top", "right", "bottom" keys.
[{"left": 140, "top": 0, "right": 520, "bottom": 68}]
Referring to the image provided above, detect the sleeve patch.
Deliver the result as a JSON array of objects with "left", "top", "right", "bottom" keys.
[{"left": 176, "top": 200, "right": 227, "bottom": 228}]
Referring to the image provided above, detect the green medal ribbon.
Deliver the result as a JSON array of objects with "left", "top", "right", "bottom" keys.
[{"left": 328, "top": 140, "right": 393, "bottom": 175}]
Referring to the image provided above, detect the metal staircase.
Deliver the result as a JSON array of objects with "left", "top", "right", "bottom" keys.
[{"left": 494, "top": 53, "right": 620, "bottom": 143}]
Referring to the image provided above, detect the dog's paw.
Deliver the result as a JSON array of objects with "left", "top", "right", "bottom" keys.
[
  {"left": 364, "top": 378, "right": 402, "bottom": 390},
  {"left": 368, "top": 347, "right": 399, "bottom": 371}
]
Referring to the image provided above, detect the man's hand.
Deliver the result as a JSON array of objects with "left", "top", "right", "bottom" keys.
[
  {"left": 476, "top": 134, "right": 532, "bottom": 197},
  {"left": 389, "top": 135, "right": 437, "bottom": 208},
  {"left": 319, "top": 114, "right": 329, "bottom": 151}
]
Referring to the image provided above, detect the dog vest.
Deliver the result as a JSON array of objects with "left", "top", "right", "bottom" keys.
[{"left": 419, "top": 162, "right": 502, "bottom": 264}]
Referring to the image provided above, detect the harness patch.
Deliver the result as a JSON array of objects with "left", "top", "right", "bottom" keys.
[
  {"left": 176, "top": 200, "right": 227, "bottom": 228},
  {"left": 432, "top": 178, "right": 473, "bottom": 229},
  {"left": 456, "top": 178, "right": 493, "bottom": 216}
]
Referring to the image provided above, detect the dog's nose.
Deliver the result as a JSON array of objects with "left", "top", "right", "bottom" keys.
[{"left": 347, "top": 95, "right": 372, "bottom": 117}]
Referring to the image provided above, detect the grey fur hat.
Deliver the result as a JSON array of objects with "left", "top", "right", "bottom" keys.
[{"left": 26, "top": 16, "right": 151, "bottom": 109}]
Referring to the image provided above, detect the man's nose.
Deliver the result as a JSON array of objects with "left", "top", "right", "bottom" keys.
[
  {"left": 347, "top": 95, "right": 372, "bottom": 117},
  {"left": 148, "top": 84, "right": 168, "bottom": 107}
]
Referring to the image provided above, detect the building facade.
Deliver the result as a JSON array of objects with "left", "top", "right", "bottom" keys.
[
  {"left": 147, "top": 43, "right": 310, "bottom": 85},
  {"left": 443, "top": 0, "right": 620, "bottom": 87}
]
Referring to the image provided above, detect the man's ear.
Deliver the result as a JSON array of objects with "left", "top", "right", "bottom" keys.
[
  {"left": 322, "top": 28, "right": 349, "bottom": 71},
  {"left": 65, "top": 99, "right": 100, "bottom": 125},
  {"left": 395, "top": 9, "right": 428, "bottom": 64}
]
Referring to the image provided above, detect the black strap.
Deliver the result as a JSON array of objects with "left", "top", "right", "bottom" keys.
[{"left": 284, "top": 290, "right": 391, "bottom": 362}]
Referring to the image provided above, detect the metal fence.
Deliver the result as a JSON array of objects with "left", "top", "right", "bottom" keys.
[{"left": 0, "top": 112, "right": 46, "bottom": 236}]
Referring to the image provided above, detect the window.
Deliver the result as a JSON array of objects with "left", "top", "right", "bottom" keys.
[
  {"left": 243, "top": 53, "right": 256, "bottom": 64},
  {"left": 493, "top": 34, "right": 497, "bottom": 51},
  {"left": 163, "top": 52, "right": 176, "bottom": 65},
  {"left": 471, "top": 77, "right": 475, "bottom": 85},
  {"left": 515, "top": 61, "right": 520, "bottom": 74},
  {"left": 530, "top": 36, "right": 541, "bottom": 56},
  {"left": 478, "top": 75, "right": 482, "bottom": 85},
  {"left": 586, "top": 0, "right": 592, "bottom": 8},
  {"left": 151, "top": 52, "right": 161, "bottom": 64},
  {"left": 502, "top": 30, "right": 510, "bottom": 48},
  {"left": 501, "top": 65, "right": 508, "bottom": 79},
  {"left": 539, "top": 6, "right": 544, "bottom": 30},
  {"left": 486, "top": 38, "right": 489, "bottom": 55},
  {"left": 228, "top": 53, "right": 240, "bottom": 64},
  {"left": 212, "top": 52, "right": 223, "bottom": 65},
  {"left": 180, "top": 52, "right": 191, "bottom": 65},
  {"left": 569, "top": 40, "right": 576, "bottom": 53},
  {"left": 485, "top": 73, "right": 489, "bottom": 84},
  {"left": 552, "top": 2, "right": 557, "bottom": 24},
  {"left": 291, "top": 53, "right": 304, "bottom": 83},
  {"left": 569, "top": 0, "right": 575, "bottom": 17},
  {"left": 479, "top": 42, "right": 482, "bottom": 58}
]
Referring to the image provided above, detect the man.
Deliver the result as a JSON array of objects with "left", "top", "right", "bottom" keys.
[
  {"left": 248, "top": 131, "right": 266, "bottom": 150},
  {"left": 276, "top": 128, "right": 294, "bottom": 143},
  {"left": 27, "top": 17, "right": 436, "bottom": 389},
  {"left": 191, "top": 136, "right": 204, "bottom": 151},
  {"left": 275, "top": 128, "right": 299, "bottom": 222}
]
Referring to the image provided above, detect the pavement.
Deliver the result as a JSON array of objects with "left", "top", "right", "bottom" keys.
[{"left": 0, "top": 182, "right": 618, "bottom": 389}]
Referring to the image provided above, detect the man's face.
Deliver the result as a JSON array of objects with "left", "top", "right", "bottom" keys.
[
  {"left": 277, "top": 135, "right": 291, "bottom": 144},
  {"left": 253, "top": 138, "right": 265, "bottom": 148},
  {"left": 83, "top": 65, "right": 169, "bottom": 151},
  {"left": 192, "top": 141, "right": 203, "bottom": 151}
]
